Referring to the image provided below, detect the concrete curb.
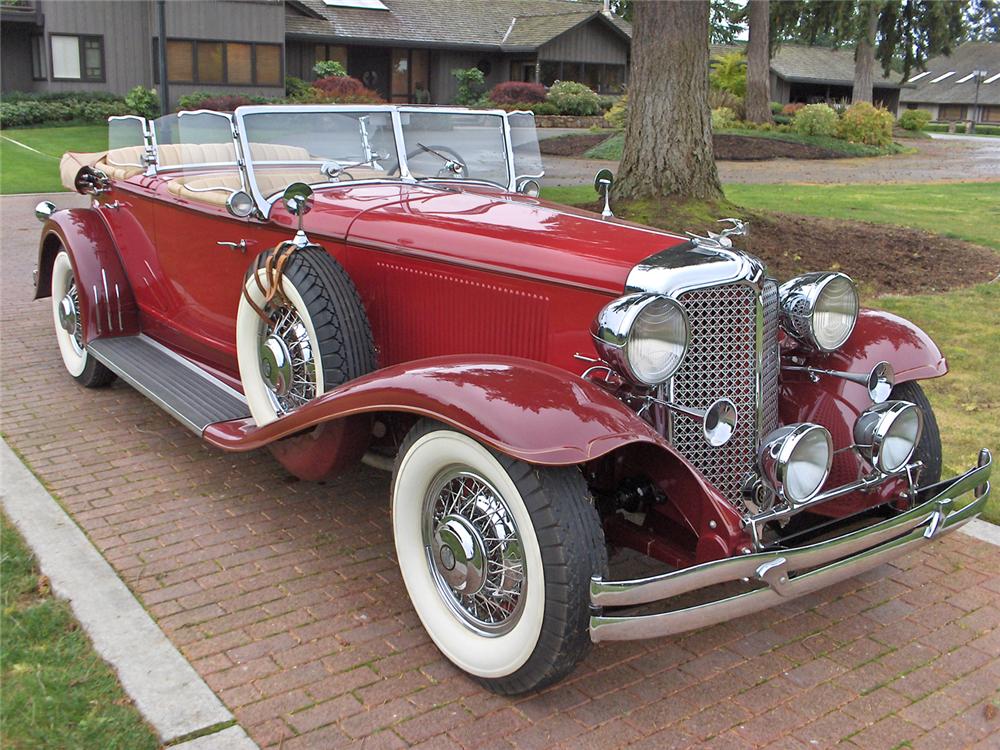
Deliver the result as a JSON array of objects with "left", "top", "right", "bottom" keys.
[
  {"left": 960, "top": 517, "right": 1000, "bottom": 547},
  {"left": 0, "top": 439, "right": 258, "bottom": 748}
]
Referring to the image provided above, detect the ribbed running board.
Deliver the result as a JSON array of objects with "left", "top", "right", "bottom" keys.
[{"left": 87, "top": 335, "right": 250, "bottom": 434}]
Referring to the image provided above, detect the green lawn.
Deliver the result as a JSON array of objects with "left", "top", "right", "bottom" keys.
[
  {"left": 543, "top": 181, "right": 1000, "bottom": 523},
  {"left": 0, "top": 124, "right": 107, "bottom": 194},
  {"left": 726, "top": 181, "right": 1000, "bottom": 252},
  {"left": 583, "top": 130, "right": 908, "bottom": 161},
  {"left": 0, "top": 513, "right": 158, "bottom": 749}
]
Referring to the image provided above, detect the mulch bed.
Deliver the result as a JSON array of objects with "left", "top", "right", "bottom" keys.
[
  {"left": 540, "top": 133, "right": 847, "bottom": 161},
  {"left": 573, "top": 202, "right": 999, "bottom": 296}
]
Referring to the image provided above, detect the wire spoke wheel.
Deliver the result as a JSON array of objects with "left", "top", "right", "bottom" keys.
[
  {"left": 258, "top": 301, "right": 319, "bottom": 416},
  {"left": 422, "top": 470, "right": 526, "bottom": 636}
]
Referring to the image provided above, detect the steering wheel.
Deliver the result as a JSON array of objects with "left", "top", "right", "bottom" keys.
[{"left": 385, "top": 145, "right": 469, "bottom": 179}]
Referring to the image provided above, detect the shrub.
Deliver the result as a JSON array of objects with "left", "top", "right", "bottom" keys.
[
  {"left": 770, "top": 101, "right": 784, "bottom": 115},
  {"left": 781, "top": 102, "right": 805, "bottom": 116},
  {"left": 898, "top": 109, "right": 932, "bottom": 131},
  {"left": 708, "top": 88, "right": 745, "bottom": 120},
  {"left": 598, "top": 94, "right": 618, "bottom": 112},
  {"left": 313, "top": 60, "right": 347, "bottom": 78},
  {"left": 176, "top": 92, "right": 259, "bottom": 111},
  {"left": 792, "top": 103, "right": 838, "bottom": 136},
  {"left": 837, "top": 101, "right": 894, "bottom": 146},
  {"left": 605, "top": 94, "right": 628, "bottom": 129},
  {"left": 285, "top": 76, "right": 311, "bottom": 99},
  {"left": 546, "top": 80, "right": 602, "bottom": 116},
  {"left": 0, "top": 95, "right": 132, "bottom": 128},
  {"left": 1, "top": 91, "right": 122, "bottom": 103},
  {"left": 709, "top": 51, "right": 747, "bottom": 98},
  {"left": 711, "top": 106, "right": 738, "bottom": 130},
  {"left": 309, "top": 75, "right": 383, "bottom": 103},
  {"left": 124, "top": 86, "right": 160, "bottom": 119},
  {"left": 489, "top": 81, "right": 546, "bottom": 104},
  {"left": 452, "top": 67, "right": 487, "bottom": 106},
  {"left": 525, "top": 102, "right": 558, "bottom": 116},
  {"left": 773, "top": 114, "right": 792, "bottom": 125}
]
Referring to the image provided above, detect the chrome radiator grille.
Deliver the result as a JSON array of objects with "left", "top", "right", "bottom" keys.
[{"left": 671, "top": 280, "right": 781, "bottom": 514}]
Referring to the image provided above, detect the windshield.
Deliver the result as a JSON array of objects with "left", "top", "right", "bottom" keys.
[{"left": 397, "top": 110, "right": 509, "bottom": 186}]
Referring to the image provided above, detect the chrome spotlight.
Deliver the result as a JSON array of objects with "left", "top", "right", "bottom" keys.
[
  {"left": 779, "top": 272, "right": 859, "bottom": 352},
  {"left": 759, "top": 423, "right": 833, "bottom": 504},
  {"left": 853, "top": 401, "right": 923, "bottom": 474}
]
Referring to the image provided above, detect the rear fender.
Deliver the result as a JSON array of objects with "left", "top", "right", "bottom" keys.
[
  {"left": 203, "top": 356, "right": 748, "bottom": 553},
  {"left": 35, "top": 209, "right": 139, "bottom": 342}
]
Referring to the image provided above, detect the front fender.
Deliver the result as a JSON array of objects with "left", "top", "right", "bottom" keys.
[
  {"left": 804, "top": 309, "right": 946, "bottom": 383},
  {"left": 35, "top": 209, "right": 139, "bottom": 342},
  {"left": 204, "top": 355, "right": 666, "bottom": 463}
]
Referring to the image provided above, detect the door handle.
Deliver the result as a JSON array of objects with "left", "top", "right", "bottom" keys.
[{"left": 217, "top": 240, "right": 248, "bottom": 254}]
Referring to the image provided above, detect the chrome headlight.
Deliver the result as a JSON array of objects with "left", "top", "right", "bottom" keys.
[
  {"left": 759, "top": 423, "right": 833, "bottom": 504},
  {"left": 591, "top": 293, "right": 689, "bottom": 385},
  {"left": 780, "top": 272, "right": 859, "bottom": 352},
  {"left": 854, "top": 401, "right": 923, "bottom": 474}
]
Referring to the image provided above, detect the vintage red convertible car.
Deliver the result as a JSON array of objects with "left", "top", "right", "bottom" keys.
[{"left": 35, "top": 105, "right": 991, "bottom": 694}]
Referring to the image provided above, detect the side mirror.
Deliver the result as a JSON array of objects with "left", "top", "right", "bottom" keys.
[
  {"left": 35, "top": 200, "right": 56, "bottom": 223},
  {"left": 282, "top": 182, "right": 313, "bottom": 216},
  {"left": 226, "top": 190, "right": 255, "bottom": 218},
  {"left": 74, "top": 166, "right": 111, "bottom": 196},
  {"left": 594, "top": 168, "right": 614, "bottom": 219}
]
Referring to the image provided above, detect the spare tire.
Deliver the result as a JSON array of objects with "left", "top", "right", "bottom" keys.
[{"left": 236, "top": 246, "right": 375, "bottom": 426}]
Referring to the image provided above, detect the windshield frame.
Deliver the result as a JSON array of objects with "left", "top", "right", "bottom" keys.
[{"left": 232, "top": 104, "right": 533, "bottom": 216}]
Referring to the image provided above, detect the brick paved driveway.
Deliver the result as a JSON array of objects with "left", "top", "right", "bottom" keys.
[{"left": 2, "top": 194, "right": 998, "bottom": 749}]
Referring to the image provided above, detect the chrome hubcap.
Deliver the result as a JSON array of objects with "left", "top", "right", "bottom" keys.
[
  {"left": 422, "top": 471, "right": 526, "bottom": 635},
  {"left": 58, "top": 293, "right": 77, "bottom": 335},
  {"left": 259, "top": 334, "right": 293, "bottom": 396},
  {"left": 258, "top": 303, "right": 318, "bottom": 415}
]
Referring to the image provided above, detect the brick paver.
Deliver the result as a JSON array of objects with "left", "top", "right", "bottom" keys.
[{"left": 2, "top": 194, "right": 997, "bottom": 748}]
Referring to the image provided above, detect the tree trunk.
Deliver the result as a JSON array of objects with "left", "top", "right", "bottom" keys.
[
  {"left": 745, "top": 0, "right": 773, "bottom": 124},
  {"left": 852, "top": 1, "right": 879, "bottom": 104},
  {"left": 615, "top": 0, "right": 722, "bottom": 201}
]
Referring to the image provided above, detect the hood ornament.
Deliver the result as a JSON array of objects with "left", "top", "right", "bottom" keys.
[{"left": 685, "top": 218, "right": 749, "bottom": 249}]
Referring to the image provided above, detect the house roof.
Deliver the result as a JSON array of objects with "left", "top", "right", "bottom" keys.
[
  {"left": 711, "top": 43, "right": 905, "bottom": 89},
  {"left": 899, "top": 42, "right": 1000, "bottom": 106},
  {"left": 285, "top": 0, "right": 631, "bottom": 51}
]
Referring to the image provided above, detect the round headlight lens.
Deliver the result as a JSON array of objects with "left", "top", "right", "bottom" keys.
[
  {"left": 625, "top": 297, "right": 689, "bottom": 384},
  {"left": 812, "top": 274, "right": 859, "bottom": 350},
  {"left": 854, "top": 401, "right": 923, "bottom": 474},
  {"left": 759, "top": 423, "right": 833, "bottom": 505}
]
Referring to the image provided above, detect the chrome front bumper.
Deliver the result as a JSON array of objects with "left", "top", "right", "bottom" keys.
[{"left": 589, "top": 449, "right": 992, "bottom": 642}]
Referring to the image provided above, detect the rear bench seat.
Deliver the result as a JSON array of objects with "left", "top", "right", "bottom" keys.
[{"left": 97, "top": 143, "right": 387, "bottom": 206}]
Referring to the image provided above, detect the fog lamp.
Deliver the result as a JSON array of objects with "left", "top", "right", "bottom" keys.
[
  {"left": 759, "top": 423, "right": 833, "bottom": 504},
  {"left": 853, "top": 401, "right": 922, "bottom": 474}
]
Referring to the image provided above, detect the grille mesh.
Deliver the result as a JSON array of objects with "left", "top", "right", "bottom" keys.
[{"left": 671, "top": 282, "right": 780, "bottom": 515}]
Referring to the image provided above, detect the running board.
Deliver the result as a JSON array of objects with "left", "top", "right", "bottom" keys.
[{"left": 87, "top": 335, "right": 250, "bottom": 434}]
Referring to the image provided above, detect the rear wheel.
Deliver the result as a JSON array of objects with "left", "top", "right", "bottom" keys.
[
  {"left": 391, "top": 420, "right": 606, "bottom": 695},
  {"left": 50, "top": 250, "right": 115, "bottom": 388}
]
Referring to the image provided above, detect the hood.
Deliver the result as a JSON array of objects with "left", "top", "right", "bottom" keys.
[{"left": 334, "top": 186, "right": 689, "bottom": 295}]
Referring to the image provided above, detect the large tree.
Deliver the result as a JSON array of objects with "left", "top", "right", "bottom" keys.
[
  {"left": 615, "top": 0, "right": 723, "bottom": 201},
  {"left": 772, "top": 1, "right": 968, "bottom": 102},
  {"left": 745, "top": 0, "right": 774, "bottom": 122}
]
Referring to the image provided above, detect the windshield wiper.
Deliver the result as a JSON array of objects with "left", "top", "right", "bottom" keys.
[{"left": 416, "top": 143, "right": 466, "bottom": 175}]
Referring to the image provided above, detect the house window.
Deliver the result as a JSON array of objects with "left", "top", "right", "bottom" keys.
[
  {"left": 983, "top": 106, "right": 1000, "bottom": 123},
  {"left": 50, "top": 34, "right": 104, "bottom": 81},
  {"left": 155, "top": 39, "right": 283, "bottom": 86},
  {"left": 31, "top": 35, "right": 46, "bottom": 80},
  {"left": 938, "top": 104, "right": 966, "bottom": 121}
]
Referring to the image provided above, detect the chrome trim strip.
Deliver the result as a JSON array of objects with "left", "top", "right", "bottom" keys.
[{"left": 589, "top": 451, "right": 991, "bottom": 641}]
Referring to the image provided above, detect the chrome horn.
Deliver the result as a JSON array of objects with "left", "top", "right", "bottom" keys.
[
  {"left": 645, "top": 395, "right": 738, "bottom": 447},
  {"left": 783, "top": 360, "right": 895, "bottom": 404}
]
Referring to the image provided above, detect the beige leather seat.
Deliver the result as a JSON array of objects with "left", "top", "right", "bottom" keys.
[{"left": 97, "top": 142, "right": 315, "bottom": 180}]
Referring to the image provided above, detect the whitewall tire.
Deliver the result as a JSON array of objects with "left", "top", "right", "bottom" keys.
[
  {"left": 50, "top": 250, "right": 114, "bottom": 387},
  {"left": 392, "top": 420, "right": 607, "bottom": 694},
  {"left": 236, "top": 247, "right": 374, "bottom": 426}
]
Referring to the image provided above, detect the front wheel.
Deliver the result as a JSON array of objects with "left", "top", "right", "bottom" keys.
[{"left": 391, "top": 420, "right": 607, "bottom": 694}]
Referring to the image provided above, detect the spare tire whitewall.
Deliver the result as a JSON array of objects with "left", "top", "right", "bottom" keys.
[
  {"left": 392, "top": 421, "right": 607, "bottom": 694},
  {"left": 236, "top": 247, "right": 375, "bottom": 426}
]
